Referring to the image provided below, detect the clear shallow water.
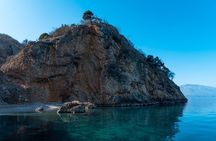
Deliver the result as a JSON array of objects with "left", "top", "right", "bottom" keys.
[{"left": 0, "top": 97, "right": 216, "bottom": 141}]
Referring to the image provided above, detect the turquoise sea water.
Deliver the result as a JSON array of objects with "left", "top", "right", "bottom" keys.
[{"left": 0, "top": 96, "right": 216, "bottom": 141}]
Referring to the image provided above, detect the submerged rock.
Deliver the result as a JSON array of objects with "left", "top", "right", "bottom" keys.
[
  {"left": 57, "top": 101, "right": 95, "bottom": 114},
  {"left": 0, "top": 12, "right": 187, "bottom": 105},
  {"left": 35, "top": 106, "right": 44, "bottom": 112}
]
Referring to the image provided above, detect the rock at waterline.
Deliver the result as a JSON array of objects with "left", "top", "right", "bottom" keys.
[
  {"left": 35, "top": 106, "right": 44, "bottom": 112},
  {"left": 57, "top": 101, "right": 95, "bottom": 114}
]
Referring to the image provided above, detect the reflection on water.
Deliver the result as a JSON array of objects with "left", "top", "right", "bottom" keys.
[
  {"left": 0, "top": 113, "right": 73, "bottom": 141},
  {"left": 0, "top": 105, "right": 185, "bottom": 141}
]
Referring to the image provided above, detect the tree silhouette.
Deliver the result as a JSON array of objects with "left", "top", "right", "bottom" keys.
[
  {"left": 39, "top": 33, "right": 49, "bottom": 40},
  {"left": 162, "top": 66, "right": 175, "bottom": 80},
  {"left": 147, "top": 55, "right": 175, "bottom": 80},
  {"left": 22, "top": 39, "right": 28, "bottom": 45},
  {"left": 83, "top": 10, "right": 94, "bottom": 21}
]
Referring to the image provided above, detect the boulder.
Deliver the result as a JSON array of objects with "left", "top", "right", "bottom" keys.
[{"left": 57, "top": 101, "right": 95, "bottom": 114}]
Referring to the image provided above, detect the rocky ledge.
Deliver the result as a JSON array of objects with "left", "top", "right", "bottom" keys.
[
  {"left": 57, "top": 101, "right": 95, "bottom": 114},
  {"left": 0, "top": 11, "right": 187, "bottom": 106}
]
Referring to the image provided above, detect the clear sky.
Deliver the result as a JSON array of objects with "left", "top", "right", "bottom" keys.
[{"left": 0, "top": 0, "right": 216, "bottom": 87}]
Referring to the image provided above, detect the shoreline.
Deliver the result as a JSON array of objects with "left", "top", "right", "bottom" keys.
[
  {"left": 0, "top": 100, "right": 187, "bottom": 115},
  {"left": 0, "top": 103, "right": 63, "bottom": 115}
]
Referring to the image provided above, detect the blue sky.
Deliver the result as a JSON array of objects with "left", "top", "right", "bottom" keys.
[{"left": 0, "top": 0, "right": 215, "bottom": 87}]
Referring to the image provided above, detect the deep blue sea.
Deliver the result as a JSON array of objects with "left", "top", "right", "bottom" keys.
[{"left": 0, "top": 96, "right": 216, "bottom": 141}]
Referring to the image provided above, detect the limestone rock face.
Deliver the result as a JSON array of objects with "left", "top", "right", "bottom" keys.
[
  {"left": 0, "top": 34, "right": 22, "bottom": 66},
  {"left": 1, "top": 22, "right": 187, "bottom": 105},
  {"left": 0, "top": 71, "right": 27, "bottom": 104}
]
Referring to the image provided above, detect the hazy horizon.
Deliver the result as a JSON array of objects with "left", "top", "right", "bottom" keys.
[{"left": 0, "top": 0, "right": 215, "bottom": 87}]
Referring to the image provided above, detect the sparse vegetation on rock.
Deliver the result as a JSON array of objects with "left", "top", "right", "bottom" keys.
[
  {"left": 22, "top": 39, "right": 29, "bottom": 46},
  {"left": 0, "top": 11, "right": 187, "bottom": 105},
  {"left": 146, "top": 55, "right": 175, "bottom": 80},
  {"left": 39, "top": 33, "right": 50, "bottom": 41},
  {"left": 83, "top": 10, "right": 94, "bottom": 21}
]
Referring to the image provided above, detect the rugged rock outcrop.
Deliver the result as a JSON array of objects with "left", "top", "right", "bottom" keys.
[
  {"left": 0, "top": 13, "right": 187, "bottom": 105},
  {"left": 0, "top": 71, "right": 28, "bottom": 104},
  {"left": 57, "top": 101, "right": 95, "bottom": 114},
  {"left": 0, "top": 34, "right": 22, "bottom": 66},
  {"left": 0, "top": 34, "right": 26, "bottom": 104}
]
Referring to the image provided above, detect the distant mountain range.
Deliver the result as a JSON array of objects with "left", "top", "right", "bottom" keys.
[{"left": 181, "top": 84, "right": 216, "bottom": 97}]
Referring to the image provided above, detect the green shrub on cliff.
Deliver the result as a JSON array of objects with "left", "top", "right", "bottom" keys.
[
  {"left": 146, "top": 55, "right": 175, "bottom": 80},
  {"left": 83, "top": 10, "right": 94, "bottom": 21},
  {"left": 39, "top": 33, "right": 49, "bottom": 40}
]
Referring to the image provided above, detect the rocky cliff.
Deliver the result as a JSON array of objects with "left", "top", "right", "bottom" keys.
[
  {"left": 0, "top": 34, "right": 24, "bottom": 104},
  {"left": 0, "top": 12, "right": 187, "bottom": 105},
  {"left": 0, "top": 34, "right": 22, "bottom": 66},
  {"left": 0, "top": 71, "right": 28, "bottom": 104}
]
